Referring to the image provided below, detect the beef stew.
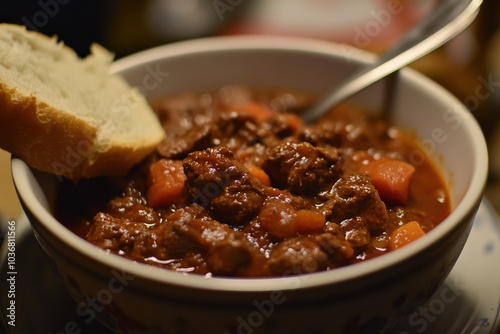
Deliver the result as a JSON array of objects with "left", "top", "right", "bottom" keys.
[{"left": 56, "top": 86, "right": 451, "bottom": 278}]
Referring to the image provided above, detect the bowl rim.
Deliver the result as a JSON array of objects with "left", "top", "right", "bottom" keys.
[{"left": 11, "top": 35, "right": 488, "bottom": 293}]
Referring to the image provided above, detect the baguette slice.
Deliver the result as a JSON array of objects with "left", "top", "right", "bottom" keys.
[{"left": 0, "top": 24, "right": 165, "bottom": 179}]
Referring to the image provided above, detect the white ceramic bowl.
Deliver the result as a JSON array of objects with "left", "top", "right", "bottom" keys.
[{"left": 11, "top": 36, "right": 488, "bottom": 334}]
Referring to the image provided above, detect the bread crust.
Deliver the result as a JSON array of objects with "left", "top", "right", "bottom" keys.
[{"left": 0, "top": 24, "right": 164, "bottom": 179}]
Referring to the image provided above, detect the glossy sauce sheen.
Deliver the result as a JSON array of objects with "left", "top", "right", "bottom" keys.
[{"left": 56, "top": 86, "right": 451, "bottom": 277}]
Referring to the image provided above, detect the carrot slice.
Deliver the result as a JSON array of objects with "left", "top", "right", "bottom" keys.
[
  {"left": 258, "top": 199, "right": 325, "bottom": 240},
  {"left": 366, "top": 157, "right": 415, "bottom": 203},
  {"left": 258, "top": 200, "right": 296, "bottom": 240},
  {"left": 147, "top": 159, "right": 187, "bottom": 208},
  {"left": 388, "top": 221, "right": 425, "bottom": 250},
  {"left": 294, "top": 209, "right": 326, "bottom": 234},
  {"left": 247, "top": 165, "right": 271, "bottom": 187}
]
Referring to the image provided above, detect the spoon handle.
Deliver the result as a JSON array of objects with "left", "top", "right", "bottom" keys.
[{"left": 303, "top": 0, "right": 482, "bottom": 123}]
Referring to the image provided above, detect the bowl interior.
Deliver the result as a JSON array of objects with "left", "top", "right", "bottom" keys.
[{"left": 11, "top": 36, "right": 488, "bottom": 292}]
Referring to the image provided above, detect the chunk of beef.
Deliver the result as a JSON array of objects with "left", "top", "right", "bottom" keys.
[
  {"left": 298, "top": 105, "right": 389, "bottom": 150},
  {"left": 87, "top": 213, "right": 147, "bottom": 253},
  {"left": 299, "top": 120, "right": 343, "bottom": 148},
  {"left": 320, "top": 173, "right": 388, "bottom": 233},
  {"left": 340, "top": 217, "right": 371, "bottom": 248},
  {"left": 211, "top": 111, "right": 261, "bottom": 149},
  {"left": 213, "top": 111, "right": 295, "bottom": 151},
  {"left": 86, "top": 211, "right": 192, "bottom": 262},
  {"left": 267, "top": 233, "right": 354, "bottom": 276},
  {"left": 267, "top": 236, "right": 329, "bottom": 276},
  {"left": 172, "top": 204, "right": 264, "bottom": 276},
  {"left": 106, "top": 193, "right": 154, "bottom": 221},
  {"left": 157, "top": 123, "right": 213, "bottom": 159},
  {"left": 263, "top": 141, "right": 343, "bottom": 196},
  {"left": 183, "top": 146, "right": 266, "bottom": 226},
  {"left": 315, "top": 232, "right": 355, "bottom": 264},
  {"left": 170, "top": 204, "right": 233, "bottom": 248},
  {"left": 207, "top": 237, "right": 252, "bottom": 276},
  {"left": 258, "top": 113, "right": 301, "bottom": 140},
  {"left": 158, "top": 110, "right": 281, "bottom": 160},
  {"left": 154, "top": 93, "right": 216, "bottom": 159}
]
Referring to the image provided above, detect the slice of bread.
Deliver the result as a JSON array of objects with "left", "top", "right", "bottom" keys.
[{"left": 0, "top": 24, "right": 165, "bottom": 179}]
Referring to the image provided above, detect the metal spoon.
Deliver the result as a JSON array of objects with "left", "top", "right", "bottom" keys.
[{"left": 302, "top": 0, "right": 483, "bottom": 123}]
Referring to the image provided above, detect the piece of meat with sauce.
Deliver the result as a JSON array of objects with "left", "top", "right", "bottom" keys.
[
  {"left": 211, "top": 111, "right": 261, "bottom": 149},
  {"left": 171, "top": 204, "right": 266, "bottom": 276},
  {"left": 153, "top": 93, "right": 216, "bottom": 159},
  {"left": 339, "top": 217, "right": 371, "bottom": 248},
  {"left": 320, "top": 172, "right": 389, "bottom": 234},
  {"left": 267, "top": 233, "right": 354, "bottom": 276},
  {"left": 298, "top": 105, "right": 390, "bottom": 151},
  {"left": 183, "top": 146, "right": 267, "bottom": 227},
  {"left": 157, "top": 123, "right": 213, "bottom": 159},
  {"left": 157, "top": 109, "right": 288, "bottom": 161},
  {"left": 86, "top": 211, "right": 194, "bottom": 263},
  {"left": 263, "top": 141, "right": 343, "bottom": 196}
]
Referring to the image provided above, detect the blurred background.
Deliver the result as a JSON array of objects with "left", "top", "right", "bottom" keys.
[{"left": 1, "top": 0, "right": 500, "bottom": 219}]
